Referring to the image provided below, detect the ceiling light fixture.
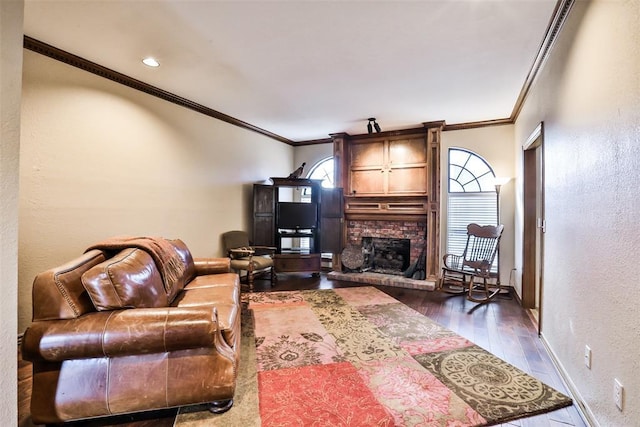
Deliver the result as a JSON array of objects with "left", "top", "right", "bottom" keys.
[
  {"left": 367, "top": 117, "right": 381, "bottom": 134},
  {"left": 142, "top": 57, "right": 160, "bottom": 67}
]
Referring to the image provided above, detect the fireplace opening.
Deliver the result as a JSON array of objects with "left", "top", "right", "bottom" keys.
[{"left": 361, "top": 237, "right": 410, "bottom": 275}]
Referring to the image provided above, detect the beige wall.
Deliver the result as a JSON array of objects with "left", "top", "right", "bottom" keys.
[
  {"left": 19, "top": 51, "right": 294, "bottom": 332},
  {"left": 1, "top": 1, "right": 23, "bottom": 424},
  {"left": 515, "top": 0, "right": 640, "bottom": 424},
  {"left": 441, "top": 125, "right": 516, "bottom": 288},
  {"left": 294, "top": 143, "right": 333, "bottom": 179}
]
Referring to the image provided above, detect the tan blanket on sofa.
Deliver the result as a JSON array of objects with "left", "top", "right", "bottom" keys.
[{"left": 86, "top": 236, "right": 185, "bottom": 295}]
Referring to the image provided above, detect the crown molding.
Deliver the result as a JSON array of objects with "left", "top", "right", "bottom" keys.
[
  {"left": 294, "top": 137, "right": 333, "bottom": 146},
  {"left": 510, "top": 0, "right": 575, "bottom": 122},
  {"left": 23, "top": 36, "right": 294, "bottom": 145},
  {"left": 443, "top": 118, "right": 513, "bottom": 131}
]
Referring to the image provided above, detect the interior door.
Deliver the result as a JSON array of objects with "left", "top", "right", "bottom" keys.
[
  {"left": 522, "top": 124, "right": 544, "bottom": 332},
  {"left": 534, "top": 148, "right": 544, "bottom": 314}
]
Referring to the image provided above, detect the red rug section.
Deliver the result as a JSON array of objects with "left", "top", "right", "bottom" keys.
[{"left": 259, "top": 362, "right": 394, "bottom": 426}]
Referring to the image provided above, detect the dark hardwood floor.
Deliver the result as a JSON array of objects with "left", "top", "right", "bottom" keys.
[{"left": 19, "top": 273, "right": 588, "bottom": 427}]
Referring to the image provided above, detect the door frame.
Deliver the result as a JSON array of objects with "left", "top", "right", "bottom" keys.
[{"left": 522, "top": 122, "right": 544, "bottom": 332}]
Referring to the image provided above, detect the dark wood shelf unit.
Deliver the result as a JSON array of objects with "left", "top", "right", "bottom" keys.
[{"left": 253, "top": 177, "right": 343, "bottom": 277}]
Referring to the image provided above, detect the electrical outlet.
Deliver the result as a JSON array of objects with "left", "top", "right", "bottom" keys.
[
  {"left": 614, "top": 379, "right": 624, "bottom": 411},
  {"left": 584, "top": 345, "right": 591, "bottom": 369}
]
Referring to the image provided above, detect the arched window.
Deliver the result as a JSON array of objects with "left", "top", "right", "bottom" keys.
[
  {"left": 449, "top": 148, "right": 496, "bottom": 192},
  {"left": 301, "top": 156, "right": 334, "bottom": 200},
  {"left": 447, "top": 148, "right": 498, "bottom": 272},
  {"left": 307, "top": 156, "right": 335, "bottom": 187}
]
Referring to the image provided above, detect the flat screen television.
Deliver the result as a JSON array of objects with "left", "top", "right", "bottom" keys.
[{"left": 277, "top": 202, "right": 318, "bottom": 230}]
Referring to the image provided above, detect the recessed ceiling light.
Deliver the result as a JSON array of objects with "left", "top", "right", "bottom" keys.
[{"left": 142, "top": 57, "right": 160, "bottom": 67}]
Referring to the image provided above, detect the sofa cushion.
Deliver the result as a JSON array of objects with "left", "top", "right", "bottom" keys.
[
  {"left": 183, "top": 272, "right": 239, "bottom": 291},
  {"left": 32, "top": 250, "right": 106, "bottom": 321},
  {"left": 81, "top": 248, "right": 168, "bottom": 310}
]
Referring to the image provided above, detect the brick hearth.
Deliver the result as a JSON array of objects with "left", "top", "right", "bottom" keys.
[{"left": 327, "top": 271, "right": 436, "bottom": 291}]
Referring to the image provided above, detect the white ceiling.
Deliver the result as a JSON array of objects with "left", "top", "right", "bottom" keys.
[{"left": 23, "top": 0, "right": 558, "bottom": 143}]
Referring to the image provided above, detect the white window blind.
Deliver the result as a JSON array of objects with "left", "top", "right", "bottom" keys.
[{"left": 447, "top": 193, "right": 497, "bottom": 253}]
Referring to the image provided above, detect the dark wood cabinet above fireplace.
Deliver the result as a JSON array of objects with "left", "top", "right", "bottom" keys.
[{"left": 349, "top": 134, "right": 428, "bottom": 198}]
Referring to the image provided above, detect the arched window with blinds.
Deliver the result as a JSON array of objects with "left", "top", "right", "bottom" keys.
[{"left": 447, "top": 148, "right": 498, "bottom": 272}]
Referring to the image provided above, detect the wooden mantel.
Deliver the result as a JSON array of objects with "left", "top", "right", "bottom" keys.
[{"left": 332, "top": 122, "right": 442, "bottom": 279}]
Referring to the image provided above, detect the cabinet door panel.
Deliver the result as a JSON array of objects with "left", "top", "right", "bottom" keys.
[
  {"left": 351, "top": 169, "right": 385, "bottom": 195},
  {"left": 254, "top": 184, "right": 275, "bottom": 214},
  {"left": 388, "top": 166, "right": 427, "bottom": 194},
  {"left": 252, "top": 184, "right": 275, "bottom": 246},
  {"left": 253, "top": 217, "right": 275, "bottom": 246},
  {"left": 389, "top": 137, "right": 427, "bottom": 164},
  {"left": 350, "top": 141, "right": 384, "bottom": 167},
  {"left": 320, "top": 187, "right": 343, "bottom": 253}
]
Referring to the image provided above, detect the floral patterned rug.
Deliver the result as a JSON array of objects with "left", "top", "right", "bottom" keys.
[{"left": 176, "top": 287, "right": 572, "bottom": 426}]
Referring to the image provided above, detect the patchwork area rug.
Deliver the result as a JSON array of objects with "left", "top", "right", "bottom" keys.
[{"left": 176, "top": 287, "right": 572, "bottom": 426}]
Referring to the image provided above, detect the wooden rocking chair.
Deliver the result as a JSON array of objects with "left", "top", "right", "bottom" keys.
[{"left": 438, "top": 223, "right": 504, "bottom": 303}]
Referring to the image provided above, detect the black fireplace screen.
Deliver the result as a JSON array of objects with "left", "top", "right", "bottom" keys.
[{"left": 361, "top": 237, "right": 411, "bottom": 275}]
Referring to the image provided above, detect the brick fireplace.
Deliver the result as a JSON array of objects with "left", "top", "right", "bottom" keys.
[
  {"left": 331, "top": 124, "right": 442, "bottom": 282},
  {"left": 329, "top": 218, "right": 433, "bottom": 290}
]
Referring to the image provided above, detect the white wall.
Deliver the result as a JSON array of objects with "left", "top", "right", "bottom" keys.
[
  {"left": 441, "top": 125, "right": 516, "bottom": 289},
  {"left": 515, "top": 1, "right": 640, "bottom": 424},
  {"left": 19, "top": 51, "right": 294, "bottom": 333},
  {"left": 1, "top": 1, "right": 23, "bottom": 424}
]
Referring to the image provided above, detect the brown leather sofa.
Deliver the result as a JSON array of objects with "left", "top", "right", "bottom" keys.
[{"left": 22, "top": 237, "right": 241, "bottom": 425}]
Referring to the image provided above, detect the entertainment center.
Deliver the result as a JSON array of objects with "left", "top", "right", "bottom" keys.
[{"left": 253, "top": 178, "right": 342, "bottom": 276}]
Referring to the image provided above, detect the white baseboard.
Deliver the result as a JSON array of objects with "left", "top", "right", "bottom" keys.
[{"left": 540, "top": 332, "right": 599, "bottom": 427}]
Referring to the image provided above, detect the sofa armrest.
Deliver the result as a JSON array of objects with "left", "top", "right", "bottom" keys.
[
  {"left": 193, "top": 257, "right": 231, "bottom": 275},
  {"left": 22, "top": 306, "right": 220, "bottom": 362}
]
